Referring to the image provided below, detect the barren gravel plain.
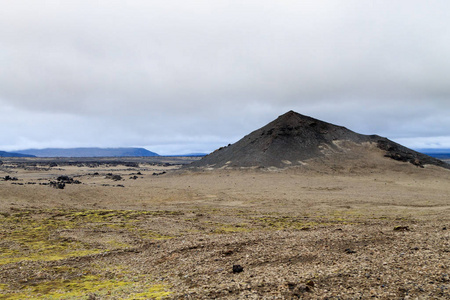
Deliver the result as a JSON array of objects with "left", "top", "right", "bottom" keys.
[{"left": 0, "top": 157, "right": 449, "bottom": 299}]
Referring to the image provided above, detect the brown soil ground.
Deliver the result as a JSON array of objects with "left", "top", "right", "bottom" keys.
[{"left": 0, "top": 157, "right": 449, "bottom": 299}]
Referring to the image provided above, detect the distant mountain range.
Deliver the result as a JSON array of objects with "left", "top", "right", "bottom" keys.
[
  {"left": 2, "top": 145, "right": 448, "bottom": 160},
  {"left": 418, "top": 149, "right": 450, "bottom": 160},
  {"left": 0, "top": 151, "right": 36, "bottom": 157},
  {"left": 13, "top": 148, "right": 159, "bottom": 158},
  {"left": 166, "top": 153, "right": 207, "bottom": 157}
]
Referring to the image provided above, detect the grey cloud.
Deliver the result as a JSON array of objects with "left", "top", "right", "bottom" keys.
[{"left": 1, "top": 1, "right": 450, "bottom": 153}]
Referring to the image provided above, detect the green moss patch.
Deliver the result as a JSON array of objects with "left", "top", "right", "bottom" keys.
[
  {"left": 252, "top": 212, "right": 359, "bottom": 230},
  {"left": 0, "top": 209, "right": 175, "bottom": 266},
  {"left": 0, "top": 274, "right": 171, "bottom": 299}
]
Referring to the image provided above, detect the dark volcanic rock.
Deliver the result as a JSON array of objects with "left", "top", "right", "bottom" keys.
[
  {"left": 189, "top": 111, "right": 449, "bottom": 169},
  {"left": 49, "top": 175, "right": 81, "bottom": 189},
  {"left": 3, "top": 176, "right": 18, "bottom": 181},
  {"left": 50, "top": 181, "right": 65, "bottom": 189},
  {"left": 232, "top": 264, "right": 244, "bottom": 273},
  {"left": 106, "top": 174, "right": 122, "bottom": 181},
  {"left": 377, "top": 139, "right": 448, "bottom": 169},
  {"left": 56, "top": 175, "right": 81, "bottom": 184}
]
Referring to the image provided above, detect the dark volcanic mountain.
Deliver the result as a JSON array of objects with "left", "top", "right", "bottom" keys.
[
  {"left": 190, "top": 111, "right": 449, "bottom": 170},
  {"left": 15, "top": 147, "right": 159, "bottom": 158}
]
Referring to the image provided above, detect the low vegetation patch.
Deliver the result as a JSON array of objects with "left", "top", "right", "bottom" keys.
[
  {"left": 0, "top": 273, "right": 171, "bottom": 299},
  {"left": 251, "top": 212, "right": 359, "bottom": 230},
  {"left": 0, "top": 209, "right": 177, "bottom": 298},
  {"left": 0, "top": 209, "right": 177, "bottom": 266}
]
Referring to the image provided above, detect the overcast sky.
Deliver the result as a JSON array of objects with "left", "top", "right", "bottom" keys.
[{"left": 1, "top": 1, "right": 449, "bottom": 155}]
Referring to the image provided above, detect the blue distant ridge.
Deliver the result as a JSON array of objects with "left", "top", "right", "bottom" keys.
[
  {"left": 164, "top": 153, "right": 208, "bottom": 157},
  {"left": 14, "top": 148, "right": 159, "bottom": 157},
  {"left": 0, "top": 151, "right": 36, "bottom": 157},
  {"left": 417, "top": 149, "right": 450, "bottom": 159}
]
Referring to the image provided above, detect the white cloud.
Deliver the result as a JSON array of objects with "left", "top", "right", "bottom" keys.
[
  {"left": 1, "top": 1, "right": 450, "bottom": 154},
  {"left": 396, "top": 136, "right": 450, "bottom": 150}
]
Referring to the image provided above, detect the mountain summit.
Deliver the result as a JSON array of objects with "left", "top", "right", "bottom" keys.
[{"left": 190, "top": 111, "right": 449, "bottom": 169}]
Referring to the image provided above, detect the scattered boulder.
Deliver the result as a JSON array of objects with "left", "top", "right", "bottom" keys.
[
  {"left": 123, "top": 162, "right": 139, "bottom": 168},
  {"left": 393, "top": 226, "right": 410, "bottom": 231},
  {"left": 152, "top": 171, "right": 166, "bottom": 176},
  {"left": 50, "top": 181, "right": 65, "bottom": 189},
  {"left": 222, "top": 250, "right": 234, "bottom": 256},
  {"left": 105, "top": 173, "right": 122, "bottom": 181},
  {"left": 306, "top": 280, "right": 315, "bottom": 287},
  {"left": 48, "top": 175, "right": 81, "bottom": 189},
  {"left": 284, "top": 281, "right": 312, "bottom": 297},
  {"left": 57, "top": 175, "right": 81, "bottom": 184},
  {"left": 232, "top": 264, "right": 244, "bottom": 273}
]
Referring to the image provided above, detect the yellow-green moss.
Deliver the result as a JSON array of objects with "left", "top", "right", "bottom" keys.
[
  {"left": 0, "top": 274, "right": 171, "bottom": 300},
  {"left": 125, "top": 284, "right": 172, "bottom": 299},
  {"left": 0, "top": 209, "right": 176, "bottom": 266},
  {"left": 0, "top": 211, "right": 103, "bottom": 265},
  {"left": 138, "top": 229, "right": 173, "bottom": 240},
  {"left": 0, "top": 249, "right": 102, "bottom": 265}
]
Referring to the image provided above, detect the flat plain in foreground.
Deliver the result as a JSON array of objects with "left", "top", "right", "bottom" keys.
[{"left": 0, "top": 157, "right": 449, "bottom": 299}]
